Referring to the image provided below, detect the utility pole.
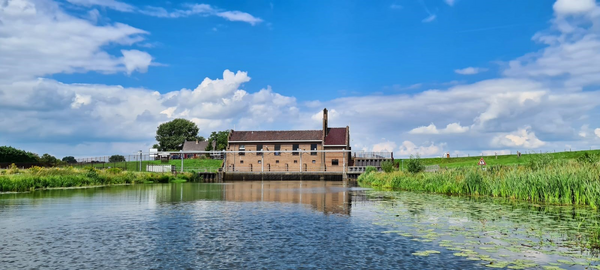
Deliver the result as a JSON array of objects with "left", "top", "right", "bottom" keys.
[{"left": 139, "top": 150, "right": 142, "bottom": 172}]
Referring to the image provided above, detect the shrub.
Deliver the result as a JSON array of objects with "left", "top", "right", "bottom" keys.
[
  {"left": 577, "top": 152, "right": 598, "bottom": 164},
  {"left": 381, "top": 160, "right": 394, "bottom": 173},
  {"left": 7, "top": 163, "right": 19, "bottom": 174},
  {"left": 365, "top": 166, "right": 378, "bottom": 175},
  {"left": 106, "top": 168, "right": 123, "bottom": 174},
  {"left": 407, "top": 155, "right": 425, "bottom": 174}
]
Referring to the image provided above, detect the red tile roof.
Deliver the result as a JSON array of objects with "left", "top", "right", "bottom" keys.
[
  {"left": 324, "top": 127, "right": 347, "bottom": 146},
  {"left": 229, "top": 130, "right": 322, "bottom": 142}
]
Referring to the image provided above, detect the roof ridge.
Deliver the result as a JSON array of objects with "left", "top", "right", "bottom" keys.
[{"left": 232, "top": 129, "right": 322, "bottom": 132}]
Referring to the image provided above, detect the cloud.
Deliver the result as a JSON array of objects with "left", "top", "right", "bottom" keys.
[
  {"left": 121, "top": 50, "right": 153, "bottom": 75},
  {"left": 444, "top": 0, "right": 455, "bottom": 7},
  {"left": 409, "top": 123, "right": 469, "bottom": 134},
  {"left": 372, "top": 141, "right": 397, "bottom": 152},
  {"left": 215, "top": 11, "right": 263, "bottom": 25},
  {"left": 65, "top": 0, "right": 263, "bottom": 25},
  {"left": 136, "top": 3, "right": 263, "bottom": 25},
  {"left": 553, "top": 0, "right": 597, "bottom": 15},
  {"left": 398, "top": 141, "right": 445, "bottom": 157},
  {"left": 0, "top": 0, "right": 150, "bottom": 80},
  {"left": 422, "top": 14, "right": 436, "bottom": 23},
  {"left": 492, "top": 127, "right": 546, "bottom": 149},
  {"left": 66, "top": 0, "right": 135, "bottom": 12},
  {"left": 455, "top": 67, "right": 488, "bottom": 75},
  {"left": 596, "top": 128, "right": 600, "bottom": 138}
]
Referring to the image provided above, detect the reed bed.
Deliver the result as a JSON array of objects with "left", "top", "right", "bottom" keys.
[
  {"left": 0, "top": 165, "right": 196, "bottom": 192},
  {"left": 358, "top": 160, "right": 600, "bottom": 208}
]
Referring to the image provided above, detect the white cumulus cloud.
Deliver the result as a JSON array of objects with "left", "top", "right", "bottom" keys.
[
  {"left": 121, "top": 50, "right": 153, "bottom": 75},
  {"left": 595, "top": 128, "right": 600, "bottom": 138},
  {"left": 455, "top": 67, "right": 488, "bottom": 75},
  {"left": 553, "top": 0, "right": 597, "bottom": 15},
  {"left": 492, "top": 127, "right": 546, "bottom": 149},
  {"left": 409, "top": 123, "right": 469, "bottom": 134}
]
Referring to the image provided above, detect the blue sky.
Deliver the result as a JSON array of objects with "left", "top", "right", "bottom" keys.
[
  {"left": 1, "top": 0, "right": 600, "bottom": 158},
  {"left": 53, "top": 0, "right": 553, "bottom": 98}
]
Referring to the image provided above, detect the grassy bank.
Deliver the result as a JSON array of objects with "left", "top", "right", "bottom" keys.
[
  {"left": 0, "top": 166, "right": 203, "bottom": 192},
  {"left": 86, "top": 159, "right": 223, "bottom": 172},
  {"left": 401, "top": 149, "right": 600, "bottom": 169},
  {"left": 359, "top": 159, "right": 600, "bottom": 208}
]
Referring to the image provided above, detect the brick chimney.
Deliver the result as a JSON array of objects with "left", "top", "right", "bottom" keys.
[{"left": 322, "top": 108, "right": 328, "bottom": 140}]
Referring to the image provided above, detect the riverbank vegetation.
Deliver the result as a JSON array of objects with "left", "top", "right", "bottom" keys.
[
  {"left": 359, "top": 153, "right": 600, "bottom": 208},
  {"left": 0, "top": 165, "right": 202, "bottom": 192}
]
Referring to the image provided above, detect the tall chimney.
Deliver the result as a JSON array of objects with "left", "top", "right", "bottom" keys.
[{"left": 322, "top": 108, "right": 328, "bottom": 140}]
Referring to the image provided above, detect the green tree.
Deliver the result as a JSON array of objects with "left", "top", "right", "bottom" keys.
[
  {"left": 62, "top": 156, "right": 77, "bottom": 164},
  {"left": 109, "top": 155, "right": 126, "bottom": 163},
  {"left": 155, "top": 118, "right": 200, "bottom": 150},
  {"left": 381, "top": 160, "right": 394, "bottom": 173},
  {"left": 205, "top": 130, "right": 229, "bottom": 151},
  {"left": 407, "top": 154, "right": 425, "bottom": 174},
  {"left": 0, "top": 146, "right": 39, "bottom": 163},
  {"left": 39, "top": 154, "right": 59, "bottom": 166}
]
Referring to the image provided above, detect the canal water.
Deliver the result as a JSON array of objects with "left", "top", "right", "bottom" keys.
[{"left": 1, "top": 181, "right": 599, "bottom": 269}]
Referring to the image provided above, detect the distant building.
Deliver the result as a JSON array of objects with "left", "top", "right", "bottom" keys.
[
  {"left": 225, "top": 108, "right": 351, "bottom": 172},
  {"left": 182, "top": 140, "right": 212, "bottom": 158}
]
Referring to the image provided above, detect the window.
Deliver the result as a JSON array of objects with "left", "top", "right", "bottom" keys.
[
  {"left": 274, "top": 144, "right": 281, "bottom": 156},
  {"left": 258, "top": 160, "right": 261, "bottom": 164},
  {"left": 332, "top": 159, "right": 339, "bottom": 166},
  {"left": 312, "top": 160, "right": 316, "bottom": 164},
  {"left": 256, "top": 144, "right": 263, "bottom": 155},
  {"left": 294, "top": 160, "right": 298, "bottom": 164},
  {"left": 292, "top": 144, "right": 299, "bottom": 155},
  {"left": 240, "top": 160, "right": 244, "bottom": 164},
  {"left": 239, "top": 145, "right": 245, "bottom": 156},
  {"left": 276, "top": 160, "right": 279, "bottom": 164},
  {"left": 311, "top": 144, "right": 317, "bottom": 155}
]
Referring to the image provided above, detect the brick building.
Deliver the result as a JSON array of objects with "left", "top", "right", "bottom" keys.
[{"left": 225, "top": 108, "right": 351, "bottom": 172}]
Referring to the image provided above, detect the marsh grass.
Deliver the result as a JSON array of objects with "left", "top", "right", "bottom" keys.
[
  {"left": 0, "top": 165, "right": 195, "bottom": 192},
  {"left": 359, "top": 159, "right": 600, "bottom": 208}
]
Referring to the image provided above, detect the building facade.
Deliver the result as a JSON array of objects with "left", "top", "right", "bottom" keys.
[{"left": 225, "top": 109, "right": 351, "bottom": 172}]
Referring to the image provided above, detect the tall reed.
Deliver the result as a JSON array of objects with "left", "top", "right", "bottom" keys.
[{"left": 358, "top": 160, "right": 600, "bottom": 208}]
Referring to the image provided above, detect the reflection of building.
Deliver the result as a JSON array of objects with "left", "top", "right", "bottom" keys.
[
  {"left": 225, "top": 108, "right": 351, "bottom": 172},
  {"left": 223, "top": 181, "right": 351, "bottom": 215}
]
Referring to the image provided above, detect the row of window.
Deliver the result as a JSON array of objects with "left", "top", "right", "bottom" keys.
[
  {"left": 238, "top": 144, "right": 318, "bottom": 156},
  {"left": 238, "top": 159, "right": 339, "bottom": 165}
]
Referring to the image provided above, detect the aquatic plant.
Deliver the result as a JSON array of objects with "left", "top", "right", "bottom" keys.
[{"left": 358, "top": 160, "right": 600, "bottom": 208}]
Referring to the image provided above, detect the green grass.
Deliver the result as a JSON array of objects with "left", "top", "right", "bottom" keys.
[
  {"left": 359, "top": 158, "right": 600, "bottom": 208},
  {"left": 85, "top": 158, "right": 223, "bottom": 172},
  {"left": 397, "top": 150, "right": 600, "bottom": 169},
  {"left": 0, "top": 166, "right": 201, "bottom": 192}
]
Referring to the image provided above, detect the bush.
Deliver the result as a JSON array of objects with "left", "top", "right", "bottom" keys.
[
  {"left": 106, "top": 168, "right": 123, "bottom": 174},
  {"left": 381, "top": 160, "right": 394, "bottom": 173},
  {"left": 365, "top": 166, "right": 378, "bottom": 175},
  {"left": 407, "top": 155, "right": 425, "bottom": 174},
  {"left": 577, "top": 152, "right": 598, "bottom": 164}
]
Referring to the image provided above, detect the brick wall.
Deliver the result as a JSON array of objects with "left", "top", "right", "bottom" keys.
[{"left": 226, "top": 142, "right": 325, "bottom": 172}]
